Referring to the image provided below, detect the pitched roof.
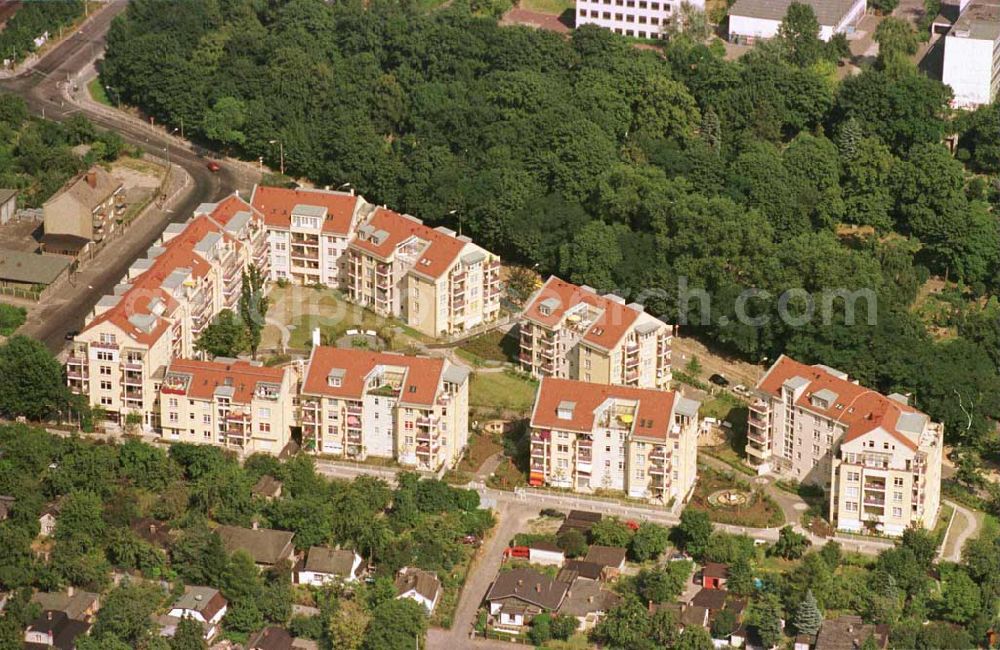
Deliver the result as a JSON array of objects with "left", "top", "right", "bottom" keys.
[
  {"left": 44, "top": 165, "right": 121, "bottom": 211},
  {"left": 584, "top": 545, "right": 627, "bottom": 569},
  {"left": 522, "top": 276, "right": 653, "bottom": 350},
  {"left": 302, "top": 347, "right": 446, "bottom": 407},
  {"left": 30, "top": 590, "right": 99, "bottom": 621},
  {"left": 252, "top": 474, "right": 283, "bottom": 498},
  {"left": 303, "top": 547, "right": 359, "bottom": 577},
  {"left": 130, "top": 517, "right": 173, "bottom": 547},
  {"left": 215, "top": 525, "right": 294, "bottom": 565},
  {"left": 557, "top": 578, "right": 622, "bottom": 617},
  {"left": 0, "top": 248, "right": 70, "bottom": 284},
  {"left": 162, "top": 358, "right": 286, "bottom": 405},
  {"left": 202, "top": 193, "right": 260, "bottom": 227},
  {"left": 729, "top": 0, "right": 860, "bottom": 25},
  {"left": 350, "top": 208, "right": 467, "bottom": 279},
  {"left": 703, "top": 562, "right": 729, "bottom": 578},
  {"left": 248, "top": 626, "right": 294, "bottom": 650},
  {"left": 250, "top": 184, "right": 360, "bottom": 235},
  {"left": 558, "top": 560, "right": 604, "bottom": 582},
  {"left": 814, "top": 615, "right": 889, "bottom": 650},
  {"left": 556, "top": 510, "right": 602, "bottom": 536},
  {"left": 395, "top": 567, "right": 441, "bottom": 602},
  {"left": 757, "top": 355, "right": 931, "bottom": 451},
  {"left": 172, "top": 586, "right": 227, "bottom": 621},
  {"left": 531, "top": 377, "right": 680, "bottom": 441},
  {"left": 529, "top": 540, "right": 564, "bottom": 553},
  {"left": 27, "top": 611, "right": 90, "bottom": 650},
  {"left": 487, "top": 568, "right": 570, "bottom": 611},
  {"left": 691, "top": 587, "right": 728, "bottom": 611}
]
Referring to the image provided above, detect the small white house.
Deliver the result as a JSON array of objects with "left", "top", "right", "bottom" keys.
[
  {"left": 166, "top": 586, "right": 227, "bottom": 640},
  {"left": 394, "top": 567, "right": 441, "bottom": 614},
  {"left": 528, "top": 541, "right": 565, "bottom": 566},
  {"left": 38, "top": 504, "right": 59, "bottom": 537},
  {"left": 297, "top": 547, "right": 363, "bottom": 586},
  {"left": 728, "top": 0, "right": 866, "bottom": 42}
]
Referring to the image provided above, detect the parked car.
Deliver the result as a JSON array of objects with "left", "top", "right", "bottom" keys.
[
  {"left": 460, "top": 534, "right": 481, "bottom": 546},
  {"left": 64, "top": 330, "right": 79, "bottom": 340},
  {"left": 733, "top": 384, "right": 749, "bottom": 396},
  {"left": 709, "top": 373, "right": 730, "bottom": 387},
  {"left": 206, "top": 160, "right": 221, "bottom": 172}
]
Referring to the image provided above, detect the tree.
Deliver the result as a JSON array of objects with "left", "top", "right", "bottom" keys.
[
  {"left": 777, "top": 2, "right": 823, "bottom": 67},
  {"left": 550, "top": 614, "right": 579, "bottom": 640},
  {"left": 771, "top": 526, "right": 810, "bottom": 559},
  {"left": 677, "top": 625, "right": 714, "bottom": 650},
  {"left": 727, "top": 556, "right": 755, "bottom": 596},
  {"left": 650, "top": 606, "right": 679, "bottom": 647},
  {"left": 505, "top": 266, "right": 537, "bottom": 306},
  {"left": 711, "top": 608, "right": 738, "bottom": 639},
  {"left": 195, "top": 309, "right": 248, "bottom": 358},
  {"left": 630, "top": 521, "right": 669, "bottom": 562},
  {"left": 673, "top": 508, "right": 713, "bottom": 559},
  {"left": 874, "top": 17, "right": 918, "bottom": 67},
  {"left": 638, "top": 561, "right": 693, "bottom": 603},
  {"left": 202, "top": 96, "right": 247, "bottom": 148},
  {"left": 589, "top": 517, "right": 633, "bottom": 547},
  {"left": 900, "top": 527, "right": 937, "bottom": 570},
  {"left": 940, "top": 568, "right": 981, "bottom": 624},
  {"left": 748, "top": 594, "right": 784, "bottom": 649},
  {"left": 528, "top": 612, "right": 552, "bottom": 645},
  {"left": 0, "top": 336, "right": 69, "bottom": 421},
  {"left": 238, "top": 265, "right": 269, "bottom": 359},
  {"left": 792, "top": 589, "right": 822, "bottom": 636},
  {"left": 556, "top": 529, "right": 588, "bottom": 558},
  {"left": 362, "top": 598, "right": 427, "bottom": 650},
  {"left": 593, "top": 596, "right": 653, "bottom": 649},
  {"left": 819, "top": 541, "right": 842, "bottom": 570},
  {"left": 55, "top": 491, "right": 105, "bottom": 549},
  {"left": 170, "top": 617, "right": 207, "bottom": 650},
  {"left": 327, "top": 599, "right": 369, "bottom": 650},
  {"left": 89, "top": 582, "right": 164, "bottom": 646}
]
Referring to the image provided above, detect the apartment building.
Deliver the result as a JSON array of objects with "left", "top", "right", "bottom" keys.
[
  {"left": 66, "top": 194, "right": 268, "bottom": 428},
  {"left": 519, "top": 277, "right": 672, "bottom": 389},
  {"left": 346, "top": 208, "right": 502, "bottom": 338},
  {"left": 942, "top": 0, "right": 1000, "bottom": 107},
  {"left": 528, "top": 377, "right": 699, "bottom": 504},
  {"left": 575, "top": 0, "right": 703, "bottom": 39},
  {"left": 746, "top": 356, "right": 943, "bottom": 536},
  {"left": 158, "top": 358, "right": 294, "bottom": 455},
  {"left": 299, "top": 347, "right": 470, "bottom": 471},
  {"left": 250, "top": 184, "right": 374, "bottom": 286}
]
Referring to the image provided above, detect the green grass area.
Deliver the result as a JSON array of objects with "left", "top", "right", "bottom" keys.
[
  {"left": 690, "top": 464, "right": 784, "bottom": 528},
  {"left": 457, "top": 431, "right": 503, "bottom": 474},
  {"left": 469, "top": 370, "right": 538, "bottom": 415},
  {"left": 88, "top": 78, "right": 112, "bottom": 107},
  {"left": 934, "top": 502, "right": 955, "bottom": 546},
  {"left": 456, "top": 329, "right": 519, "bottom": 366},
  {"left": 520, "top": 0, "right": 574, "bottom": 13},
  {"left": 0, "top": 303, "right": 27, "bottom": 335}
]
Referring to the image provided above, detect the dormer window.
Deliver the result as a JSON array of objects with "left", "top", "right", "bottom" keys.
[
  {"left": 331, "top": 378, "right": 342, "bottom": 387},
  {"left": 556, "top": 400, "right": 576, "bottom": 420}
]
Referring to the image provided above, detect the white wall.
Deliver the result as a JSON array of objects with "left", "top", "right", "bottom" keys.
[{"left": 943, "top": 35, "right": 996, "bottom": 107}]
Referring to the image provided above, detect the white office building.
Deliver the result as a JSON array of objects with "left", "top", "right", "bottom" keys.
[
  {"left": 728, "top": 0, "right": 866, "bottom": 43},
  {"left": 942, "top": 0, "right": 1000, "bottom": 107},
  {"left": 574, "top": 0, "right": 704, "bottom": 39}
]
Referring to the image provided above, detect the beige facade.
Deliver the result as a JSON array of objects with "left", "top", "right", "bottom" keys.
[
  {"left": 66, "top": 194, "right": 269, "bottom": 428},
  {"left": 346, "top": 208, "right": 501, "bottom": 338},
  {"left": 520, "top": 277, "right": 672, "bottom": 389},
  {"left": 159, "top": 358, "right": 294, "bottom": 455},
  {"left": 746, "top": 355, "right": 943, "bottom": 536},
  {"left": 528, "top": 377, "right": 699, "bottom": 504},
  {"left": 43, "top": 166, "right": 123, "bottom": 242},
  {"left": 300, "top": 347, "right": 470, "bottom": 471}
]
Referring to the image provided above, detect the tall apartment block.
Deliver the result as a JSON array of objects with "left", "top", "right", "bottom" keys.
[
  {"left": 299, "top": 347, "right": 470, "bottom": 471},
  {"left": 519, "top": 277, "right": 672, "bottom": 389},
  {"left": 574, "top": 0, "right": 703, "bottom": 39},
  {"left": 528, "top": 377, "right": 699, "bottom": 504},
  {"left": 941, "top": 0, "right": 1000, "bottom": 107},
  {"left": 159, "top": 358, "right": 295, "bottom": 455},
  {"left": 346, "top": 208, "right": 502, "bottom": 338},
  {"left": 746, "top": 356, "right": 943, "bottom": 536},
  {"left": 66, "top": 195, "right": 269, "bottom": 429},
  {"left": 250, "top": 184, "right": 374, "bottom": 287}
]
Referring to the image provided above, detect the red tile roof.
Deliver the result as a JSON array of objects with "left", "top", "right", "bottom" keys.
[
  {"left": 207, "top": 194, "right": 258, "bottom": 226},
  {"left": 163, "top": 358, "right": 286, "bottom": 404},
  {"left": 757, "top": 355, "right": 923, "bottom": 451},
  {"left": 522, "top": 277, "right": 643, "bottom": 350},
  {"left": 530, "top": 377, "right": 677, "bottom": 440},
  {"left": 250, "top": 185, "right": 359, "bottom": 235},
  {"left": 350, "top": 208, "right": 467, "bottom": 280},
  {"left": 302, "top": 347, "right": 445, "bottom": 406},
  {"left": 82, "top": 215, "right": 224, "bottom": 346}
]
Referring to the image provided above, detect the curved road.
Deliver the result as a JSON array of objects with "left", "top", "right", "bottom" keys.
[{"left": 0, "top": 1, "right": 249, "bottom": 351}]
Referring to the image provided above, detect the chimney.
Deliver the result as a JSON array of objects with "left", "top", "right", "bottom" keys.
[
  {"left": 66, "top": 586, "right": 74, "bottom": 597},
  {"left": 149, "top": 524, "right": 157, "bottom": 534},
  {"left": 47, "top": 611, "right": 53, "bottom": 620},
  {"left": 535, "top": 584, "right": 542, "bottom": 593},
  {"left": 85, "top": 170, "right": 96, "bottom": 188},
  {"left": 588, "top": 595, "right": 595, "bottom": 603},
  {"left": 312, "top": 327, "right": 321, "bottom": 347},
  {"left": 251, "top": 520, "right": 259, "bottom": 530},
  {"left": 195, "top": 594, "right": 203, "bottom": 602},
  {"left": 517, "top": 579, "right": 523, "bottom": 587}
]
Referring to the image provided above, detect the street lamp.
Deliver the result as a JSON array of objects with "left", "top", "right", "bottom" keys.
[
  {"left": 448, "top": 209, "right": 462, "bottom": 237},
  {"left": 268, "top": 139, "right": 285, "bottom": 176},
  {"left": 337, "top": 181, "right": 351, "bottom": 191}
]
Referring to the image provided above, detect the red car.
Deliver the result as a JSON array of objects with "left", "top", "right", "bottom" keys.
[{"left": 206, "top": 161, "right": 221, "bottom": 172}]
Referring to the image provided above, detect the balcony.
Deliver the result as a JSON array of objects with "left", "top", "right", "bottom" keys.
[
  {"left": 416, "top": 415, "right": 438, "bottom": 427},
  {"left": 863, "top": 482, "right": 886, "bottom": 492},
  {"left": 519, "top": 352, "right": 533, "bottom": 365},
  {"left": 531, "top": 444, "right": 545, "bottom": 457},
  {"left": 863, "top": 496, "right": 885, "bottom": 507},
  {"left": 92, "top": 340, "right": 119, "bottom": 350},
  {"left": 291, "top": 247, "right": 319, "bottom": 261},
  {"left": 626, "top": 342, "right": 639, "bottom": 353},
  {"left": 347, "top": 405, "right": 362, "bottom": 415},
  {"left": 67, "top": 367, "right": 89, "bottom": 380},
  {"left": 531, "top": 430, "right": 551, "bottom": 443},
  {"left": 747, "top": 429, "right": 768, "bottom": 445}
]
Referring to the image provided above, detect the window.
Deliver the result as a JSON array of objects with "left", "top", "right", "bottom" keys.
[
  {"left": 100, "top": 333, "right": 116, "bottom": 344},
  {"left": 100, "top": 380, "right": 112, "bottom": 391},
  {"left": 168, "top": 412, "right": 178, "bottom": 423},
  {"left": 635, "top": 469, "right": 645, "bottom": 479},
  {"left": 894, "top": 477, "right": 904, "bottom": 487},
  {"left": 203, "top": 414, "right": 211, "bottom": 424},
  {"left": 847, "top": 471, "right": 859, "bottom": 482},
  {"left": 97, "top": 351, "right": 113, "bottom": 361},
  {"left": 636, "top": 454, "right": 645, "bottom": 466},
  {"left": 260, "top": 422, "right": 271, "bottom": 433},
  {"left": 258, "top": 407, "right": 271, "bottom": 419},
  {"left": 100, "top": 396, "right": 113, "bottom": 406},
  {"left": 892, "top": 507, "right": 903, "bottom": 518},
  {"left": 846, "top": 501, "right": 858, "bottom": 512},
  {"left": 893, "top": 491, "right": 903, "bottom": 502},
  {"left": 168, "top": 398, "right": 178, "bottom": 408},
  {"left": 846, "top": 487, "right": 858, "bottom": 498},
  {"left": 100, "top": 366, "right": 112, "bottom": 376},
  {"left": 812, "top": 444, "right": 820, "bottom": 456},
  {"left": 557, "top": 444, "right": 569, "bottom": 453}
]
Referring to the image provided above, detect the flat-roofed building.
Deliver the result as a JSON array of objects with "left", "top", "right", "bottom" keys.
[
  {"left": 299, "top": 347, "right": 470, "bottom": 470},
  {"left": 346, "top": 208, "right": 501, "bottom": 338},
  {"left": 250, "top": 184, "right": 374, "bottom": 287},
  {"left": 574, "top": 0, "right": 702, "bottom": 39},
  {"left": 66, "top": 194, "right": 268, "bottom": 428},
  {"left": 158, "top": 358, "right": 294, "bottom": 455},
  {"left": 528, "top": 377, "right": 699, "bottom": 504},
  {"left": 728, "top": 0, "right": 866, "bottom": 43},
  {"left": 519, "top": 277, "right": 672, "bottom": 389},
  {"left": 942, "top": 0, "right": 1000, "bottom": 107},
  {"left": 746, "top": 355, "right": 943, "bottom": 536}
]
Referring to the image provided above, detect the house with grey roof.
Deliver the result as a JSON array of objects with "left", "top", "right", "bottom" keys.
[
  {"left": 215, "top": 524, "right": 295, "bottom": 568},
  {"left": 297, "top": 547, "right": 363, "bottom": 586},
  {"left": 486, "top": 568, "right": 570, "bottom": 633},
  {"left": 395, "top": 567, "right": 442, "bottom": 614},
  {"left": 43, "top": 166, "right": 123, "bottom": 243},
  {"left": 728, "top": 0, "right": 866, "bottom": 43},
  {"left": 164, "top": 585, "right": 227, "bottom": 640}
]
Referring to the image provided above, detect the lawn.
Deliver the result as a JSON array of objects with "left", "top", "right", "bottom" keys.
[
  {"left": 456, "top": 329, "right": 519, "bottom": 365},
  {"left": 689, "top": 464, "right": 784, "bottom": 528},
  {"left": 457, "top": 431, "right": 503, "bottom": 475},
  {"left": 469, "top": 370, "right": 538, "bottom": 415},
  {"left": 520, "top": 0, "right": 575, "bottom": 14},
  {"left": 0, "top": 303, "right": 26, "bottom": 335},
  {"left": 88, "top": 78, "right": 112, "bottom": 107}
]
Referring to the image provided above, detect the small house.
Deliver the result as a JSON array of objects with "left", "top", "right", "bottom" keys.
[
  {"left": 215, "top": 524, "right": 295, "bottom": 569},
  {"left": 702, "top": 562, "right": 729, "bottom": 590},
  {"left": 557, "top": 577, "right": 621, "bottom": 630},
  {"left": 166, "top": 586, "right": 227, "bottom": 640},
  {"left": 297, "top": 547, "right": 362, "bottom": 586},
  {"left": 528, "top": 541, "right": 565, "bottom": 566},
  {"left": 486, "top": 568, "right": 570, "bottom": 633},
  {"left": 395, "top": 567, "right": 441, "bottom": 614},
  {"left": 583, "top": 545, "right": 627, "bottom": 580},
  {"left": 252, "top": 475, "right": 283, "bottom": 500},
  {"left": 38, "top": 503, "right": 60, "bottom": 537},
  {"left": 24, "top": 610, "right": 90, "bottom": 649}
]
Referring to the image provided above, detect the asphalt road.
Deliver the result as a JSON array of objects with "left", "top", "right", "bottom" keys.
[{"left": 1, "top": 1, "right": 248, "bottom": 351}]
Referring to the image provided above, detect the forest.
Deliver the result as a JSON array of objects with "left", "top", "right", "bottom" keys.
[{"left": 101, "top": 0, "right": 1000, "bottom": 460}]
